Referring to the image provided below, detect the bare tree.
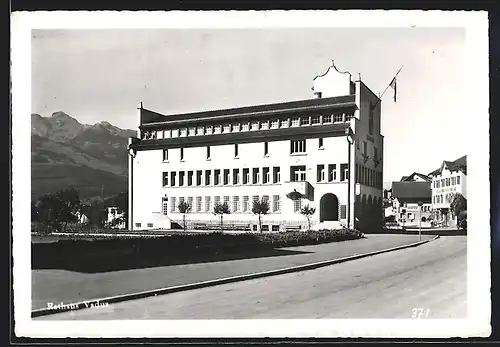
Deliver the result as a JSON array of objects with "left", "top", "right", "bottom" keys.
[
  {"left": 252, "top": 199, "right": 270, "bottom": 233},
  {"left": 178, "top": 201, "right": 192, "bottom": 232},
  {"left": 300, "top": 204, "right": 316, "bottom": 231},
  {"left": 213, "top": 202, "right": 230, "bottom": 232}
]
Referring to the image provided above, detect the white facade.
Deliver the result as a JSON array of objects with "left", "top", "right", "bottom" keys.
[
  {"left": 430, "top": 161, "right": 467, "bottom": 226},
  {"left": 106, "top": 206, "right": 125, "bottom": 229},
  {"left": 431, "top": 168, "right": 467, "bottom": 209},
  {"left": 392, "top": 199, "right": 433, "bottom": 228},
  {"left": 129, "top": 63, "right": 384, "bottom": 231}
]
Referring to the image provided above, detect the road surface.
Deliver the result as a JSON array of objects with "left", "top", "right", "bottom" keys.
[{"left": 37, "top": 236, "right": 466, "bottom": 320}]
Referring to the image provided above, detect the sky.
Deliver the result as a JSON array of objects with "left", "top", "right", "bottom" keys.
[{"left": 31, "top": 27, "right": 467, "bottom": 185}]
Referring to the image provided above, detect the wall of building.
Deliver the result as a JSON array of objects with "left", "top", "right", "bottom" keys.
[
  {"left": 131, "top": 135, "right": 355, "bottom": 230},
  {"left": 312, "top": 64, "right": 353, "bottom": 98},
  {"left": 431, "top": 168, "right": 467, "bottom": 209},
  {"left": 392, "top": 199, "right": 433, "bottom": 227},
  {"left": 352, "top": 81, "right": 384, "bottom": 230},
  {"left": 130, "top": 65, "right": 385, "bottom": 232}
]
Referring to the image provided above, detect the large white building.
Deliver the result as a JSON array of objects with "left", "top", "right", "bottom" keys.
[
  {"left": 127, "top": 62, "right": 384, "bottom": 232},
  {"left": 429, "top": 155, "right": 467, "bottom": 226}
]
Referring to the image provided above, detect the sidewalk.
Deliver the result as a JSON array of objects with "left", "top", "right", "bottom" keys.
[{"left": 32, "top": 234, "right": 433, "bottom": 311}]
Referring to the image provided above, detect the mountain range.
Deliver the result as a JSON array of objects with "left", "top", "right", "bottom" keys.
[{"left": 31, "top": 112, "right": 136, "bottom": 202}]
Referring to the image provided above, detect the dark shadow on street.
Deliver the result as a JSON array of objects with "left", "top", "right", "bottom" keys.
[{"left": 32, "top": 246, "right": 314, "bottom": 273}]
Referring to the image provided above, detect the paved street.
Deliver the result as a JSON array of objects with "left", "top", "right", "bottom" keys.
[
  {"left": 37, "top": 236, "right": 466, "bottom": 320},
  {"left": 32, "top": 234, "right": 431, "bottom": 310}
]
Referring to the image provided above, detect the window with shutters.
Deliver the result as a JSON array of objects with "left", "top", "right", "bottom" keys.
[
  {"left": 170, "top": 197, "right": 176, "bottom": 213},
  {"left": 242, "top": 196, "right": 249, "bottom": 212},
  {"left": 233, "top": 196, "right": 240, "bottom": 212},
  {"left": 293, "top": 199, "right": 302, "bottom": 212},
  {"left": 196, "top": 197, "right": 202, "bottom": 212},
  {"left": 272, "top": 195, "right": 281, "bottom": 212},
  {"left": 205, "top": 196, "right": 211, "bottom": 212}
]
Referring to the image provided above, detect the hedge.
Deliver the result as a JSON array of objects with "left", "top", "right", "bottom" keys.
[{"left": 32, "top": 228, "right": 364, "bottom": 268}]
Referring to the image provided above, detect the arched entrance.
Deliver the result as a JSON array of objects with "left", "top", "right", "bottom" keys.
[{"left": 319, "top": 193, "right": 339, "bottom": 222}]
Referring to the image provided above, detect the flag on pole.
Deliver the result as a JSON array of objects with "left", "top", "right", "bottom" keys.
[{"left": 389, "top": 77, "right": 397, "bottom": 102}]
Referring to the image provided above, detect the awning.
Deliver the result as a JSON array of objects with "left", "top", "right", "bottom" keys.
[{"left": 286, "top": 190, "right": 304, "bottom": 200}]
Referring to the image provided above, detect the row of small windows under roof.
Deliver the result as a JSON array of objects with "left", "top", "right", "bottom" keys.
[{"left": 142, "top": 112, "right": 354, "bottom": 140}]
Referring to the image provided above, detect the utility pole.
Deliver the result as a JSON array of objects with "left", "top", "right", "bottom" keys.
[
  {"left": 417, "top": 201, "right": 423, "bottom": 241},
  {"left": 101, "top": 184, "right": 105, "bottom": 202}
]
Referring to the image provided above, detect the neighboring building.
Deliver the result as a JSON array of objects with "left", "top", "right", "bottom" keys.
[
  {"left": 391, "top": 180, "right": 432, "bottom": 228},
  {"left": 127, "top": 62, "right": 384, "bottom": 231},
  {"left": 383, "top": 188, "right": 393, "bottom": 218},
  {"left": 429, "top": 155, "right": 467, "bottom": 227},
  {"left": 385, "top": 172, "right": 431, "bottom": 221},
  {"left": 400, "top": 172, "right": 432, "bottom": 183},
  {"left": 75, "top": 211, "right": 89, "bottom": 224},
  {"left": 106, "top": 206, "right": 126, "bottom": 229}
]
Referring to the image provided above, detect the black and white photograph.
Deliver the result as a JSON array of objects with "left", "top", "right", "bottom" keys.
[{"left": 12, "top": 10, "right": 490, "bottom": 338}]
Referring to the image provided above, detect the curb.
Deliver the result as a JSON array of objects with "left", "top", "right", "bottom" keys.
[{"left": 32, "top": 235, "right": 440, "bottom": 318}]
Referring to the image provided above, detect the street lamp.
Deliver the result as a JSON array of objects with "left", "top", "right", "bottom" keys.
[
  {"left": 417, "top": 200, "right": 423, "bottom": 241},
  {"left": 345, "top": 127, "right": 354, "bottom": 230}
]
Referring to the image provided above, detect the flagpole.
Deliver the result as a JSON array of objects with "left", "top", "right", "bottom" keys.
[{"left": 380, "top": 65, "right": 404, "bottom": 100}]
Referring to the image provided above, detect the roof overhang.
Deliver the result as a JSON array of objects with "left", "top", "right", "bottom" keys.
[
  {"left": 139, "top": 95, "right": 357, "bottom": 129},
  {"left": 131, "top": 122, "right": 351, "bottom": 151}
]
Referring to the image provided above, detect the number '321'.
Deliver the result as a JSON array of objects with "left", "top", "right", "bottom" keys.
[{"left": 412, "top": 308, "right": 430, "bottom": 318}]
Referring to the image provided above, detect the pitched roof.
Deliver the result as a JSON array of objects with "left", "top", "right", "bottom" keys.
[
  {"left": 400, "top": 172, "right": 431, "bottom": 182},
  {"left": 428, "top": 155, "right": 467, "bottom": 176},
  {"left": 391, "top": 181, "right": 432, "bottom": 202},
  {"left": 139, "top": 94, "right": 357, "bottom": 127}
]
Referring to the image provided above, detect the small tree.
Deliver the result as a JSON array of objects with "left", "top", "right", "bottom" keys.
[
  {"left": 300, "top": 204, "right": 316, "bottom": 231},
  {"left": 36, "top": 193, "right": 65, "bottom": 233},
  {"left": 252, "top": 199, "right": 270, "bottom": 233},
  {"left": 178, "top": 201, "right": 192, "bottom": 232},
  {"left": 450, "top": 193, "right": 467, "bottom": 217},
  {"left": 450, "top": 193, "right": 467, "bottom": 229},
  {"left": 213, "top": 202, "right": 231, "bottom": 232},
  {"left": 56, "top": 187, "right": 82, "bottom": 232},
  {"left": 112, "top": 191, "right": 128, "bottom": 229}
]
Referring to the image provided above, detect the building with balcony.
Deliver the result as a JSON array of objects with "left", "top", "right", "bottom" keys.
[
  {"left": 127, "top": 62, "right": 384, "bottom": 231},
  {"left": 429, "top": 155, "right": 467, "bottom": 227}
]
